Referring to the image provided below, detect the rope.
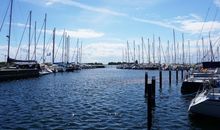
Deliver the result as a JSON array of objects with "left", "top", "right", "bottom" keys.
[
  {"left": 0, "top": 1, "right": 10, "bottom": 32},
  {"left": 15, "top": 13, "right": 29, "bottom": 59}
]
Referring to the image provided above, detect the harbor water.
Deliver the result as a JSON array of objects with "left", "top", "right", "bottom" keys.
[{"left": 0, "top": 68, "right": 220, "bottom": 129}]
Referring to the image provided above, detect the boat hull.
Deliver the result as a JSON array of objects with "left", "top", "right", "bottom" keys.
[
  {"left": 189, "top": 99, "right": 220, "bottom": 118},
  {"left": 181, "top": 81, "right": 203, "bottom": 94},
  {"left": 0, "top": 69, "right": 39, "bottom": 81}
]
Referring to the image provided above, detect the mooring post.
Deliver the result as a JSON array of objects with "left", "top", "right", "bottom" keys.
[
  {"left": 147, "top": 78, "right": 152, "bottom": 129},
  {"left": 147, "top": 82, "right": 152, "bottom": 130},
  {"left": 159, "top": 69, "right": 162, "bottom": 88},
  {"left": 176, "top": 68, "right": 178, "bottom": 82},
  {"left": 181, "top": 69, "right": 183, "bottom": 80},
  {"left": 145, "top": 72, "right": 148, "bottom": 97},
  {"left": 169, "top": 68, "right": 171, "bottom": 85},
  {"left": 152, "top": 76, "right": 156, "bottom": 106}
]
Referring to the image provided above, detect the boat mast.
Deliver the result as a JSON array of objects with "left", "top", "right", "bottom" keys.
[
  {"left": 34, "top": 21, "right": 37, "bottom": 60},
  {"left": 28, "top": 11, "right": 32, "bottom": 60},
  {"left": 127, "top": 41, "right": 130, "bottom": 63},
  {"left": 182, "top": 33, "right": 185, "bottom": 64},
  {"left": 52, "top": 28, "right": 56, "bottom": 64},
  {"left": 141, "top": 37, "right": 144, "bottom": 63},
  {"left": 158, "top": 37, "right": 161, "bottom": 64},
  {"left": 80, "top": 41, "right": 82, "bottom": 64},
  {"left": 148, "top": 38, "right": 150, "bottom": 63},
  {"left": 133, "top": 40, "right": 135, "bottom": 63},
  {"left": 188, "top": 40, "right": 191, "bottom": 64},
  {"left": 209, "top": 33, "right": 215, "bottom": 62},
  {"left": 43, "top": 13, "right": 47, "bottom": 63},
  {"left": 138, "top": 44, "right": 140, "bottom": 63},
  {"left": 76, "top": 38, "right": 79, "bottom": 64},
  {"left": 7, "top": 0, "right": 13, "bottom": 63},
  {"left": 202, "top": 37, "right": 204, "bottom": 62},
  {"left": 173, "top": 29, "right": 176, "bottom": 64},
  {"left": 152, "top": 34, "right": 155, "bottom": 64}
]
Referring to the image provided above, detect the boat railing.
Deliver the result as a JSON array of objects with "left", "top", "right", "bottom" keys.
[{"left": 192, "top": 80, "right": 211, "bottom": 103}]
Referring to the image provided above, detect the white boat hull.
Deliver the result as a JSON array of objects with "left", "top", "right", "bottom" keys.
[{"left": 189, "top": 88, "right": 220, "bottom": 118}]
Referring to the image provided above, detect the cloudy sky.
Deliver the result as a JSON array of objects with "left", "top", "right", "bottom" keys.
[{"left": 1, "top": 0, "right": 220, "bottom": 63}]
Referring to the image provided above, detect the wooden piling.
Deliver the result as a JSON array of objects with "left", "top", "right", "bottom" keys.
[
  {"left": 181, "top": 69, "right": 183, "bottom": 79},
  {"left": 152, "top": 76, "right": 156, "bottom": 106},
  {"left": 169, "top": 68, "right": 171, "bottom": 85},
  {"left": 176, "top": 69, "right": 178, "bottom": 82},
  {"left": 145, "top": 72, "right": 148, "bottom": 97},
  {"left": 159, "top": 70, "right": 162, "bottom": 88},
  {"left": 147, "top": 80, "right": 152, "bottom": 130}
]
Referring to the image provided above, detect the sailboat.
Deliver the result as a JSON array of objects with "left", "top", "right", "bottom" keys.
[
  {"left": 0, "top": 0, "right": 40, "bottom": 81},
  {"left": 188, "top": 81, "right": 220, "bottom": 118}
]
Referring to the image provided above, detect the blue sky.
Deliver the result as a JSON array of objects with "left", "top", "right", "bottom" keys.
[{"left": 1, "top": 0, "right": 220, "bottom": 63}]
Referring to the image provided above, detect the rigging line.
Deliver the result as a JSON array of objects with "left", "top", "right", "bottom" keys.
[
  {"left": 15, "top": 13, "right": 30, "bottom": 59},
  {"left": 45, "top": 34, "right": 53, "bottom": 54},
  {"left": 209, "top": 7, "right": 219, "bottom": 34},
  {"left": 161, "top": 43, "right": 166, "bottom": 63},
  {"left": 195, "top": 6, "right": 211, "bottom": 46},
  {"left": 31, "top": 20, "right": 44, "bottom": 60},
  {"left": 143, "top": 39, "right": 148, "bottom": 62},
  {"left": 71, "top": 49, "right": 76, "bottom": 63},
  {"left": 202, "top": 35, "right": 220, "bottom": 60},
  {"left": 30, "top": 26, "right": 35, "bottom": 45},
  {"left": 54, "top": 32, "right": 64, "bottom": 60},
  {"left": 0, "top": 1, "right": 10, "bottom": 32}
]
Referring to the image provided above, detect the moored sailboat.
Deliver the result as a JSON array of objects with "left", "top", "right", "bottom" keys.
[{"left": 0, "top": 0, "right": 40, "bottom": 81}]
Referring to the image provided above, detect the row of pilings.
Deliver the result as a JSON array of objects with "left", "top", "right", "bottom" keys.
[{"left": 144, "top": 69, "right": 189, "bottom": 129}]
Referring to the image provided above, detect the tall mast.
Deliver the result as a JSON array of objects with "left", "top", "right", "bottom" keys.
[
  {"left": 80, "top": 41, "right": 82, "bottom": 64},
  {"left": 217, "top": 46, "right": 220, "bottom": 61},
  {"left": 7, "top": 0, "right": 13, "bottom": 62},
  {"left": 127, "top": 41, "right": 130, "bottom": 63},
  {"left": 133, "top": 40, "right": 135, "bottom": 62},
  {"left": 76, "top": 38, "right": 79, "bottom": 64},
  {"left": 188, "top": 40, "right": 191, "bottom": 64},
  {"left": 167, "top": 40, "right": 170, "bottom": 64},
  {"left": 62, "top": 30, "right": 65, "bottom": 63},
  {"left": 122, "top": 49, "right": 124, "bottom": 63},
  {"left": 158, "top": 37, "right": 161, "bottom": 64},
  {"left": 141, "top": 37, "right": 144, "bottom": 63},
  {"left": 34, "top": 21, "right": 37, "bottom": 61},
  {"left": 43, "top": 13, "right": 47, "bottom": 63},
  {"left": 209, "top": 33, "right": 214, "bottom": 61},
  {"left": 148, "top": 38, "right": 150, "bottom": 63},
  {"left": 182, "top": 33, "right": 185, "bottom": 64},
  {"left": 153, "top": 35, "right": 155, "bottom": 63},
  {"left": 67, "top": 35, "right": 70, "bottom": 64},
  {"left": 52, "top": 28, "right": 56, "bottom": 64},
  {"left": 138, "top": 45, "right": 140, "bottom": 63},
  {"left": 202, "top": 37, "right": 204, "bottom": 61},
  {"left": 152, "top": 34, "right": 155, "bottom": 63},
  {"left": 28, "top": 11, "right": 32, "bottom": 60},
  {"left": 173, "top": 29, "right": 176, "bottom": 64}
]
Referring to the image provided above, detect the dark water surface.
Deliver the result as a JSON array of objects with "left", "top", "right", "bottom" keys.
[{"left": 0, "top": 68, "right": 220, "bottom": 129}]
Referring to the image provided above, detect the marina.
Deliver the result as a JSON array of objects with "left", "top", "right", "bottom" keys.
[{"left": 1, "top": 0, "right": 220, "bottom": 129}]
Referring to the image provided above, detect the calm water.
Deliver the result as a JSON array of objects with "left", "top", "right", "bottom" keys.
[{"left": 0, "top": 68, "right": 220, "bottom": 129}]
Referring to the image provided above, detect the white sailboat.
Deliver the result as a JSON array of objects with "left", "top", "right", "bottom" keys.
[{"left": 188, "top": 83, "right": 220, "bottom": 118}]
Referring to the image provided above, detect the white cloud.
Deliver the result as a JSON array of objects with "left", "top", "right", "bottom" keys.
[
  {"left": 173, "top": 14, "right": 220, "bottom": 34},
  {"left": 131, "top": 14, "right": 220, "bottom": 34},
  {"left": 22, "top": 0, "right": 127, "bottom": 16},
  {"left": 83, "top": 42, "right": 124, "bottom": 63},
  {"left": 46, "top": 29, "right": 104, "bottom": 39},
  {"left": 214, "top": 0, "right": 220, "bottom": 7},
  {"left": 131, "top": 17, "right": 183, "bottom": 32}
]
